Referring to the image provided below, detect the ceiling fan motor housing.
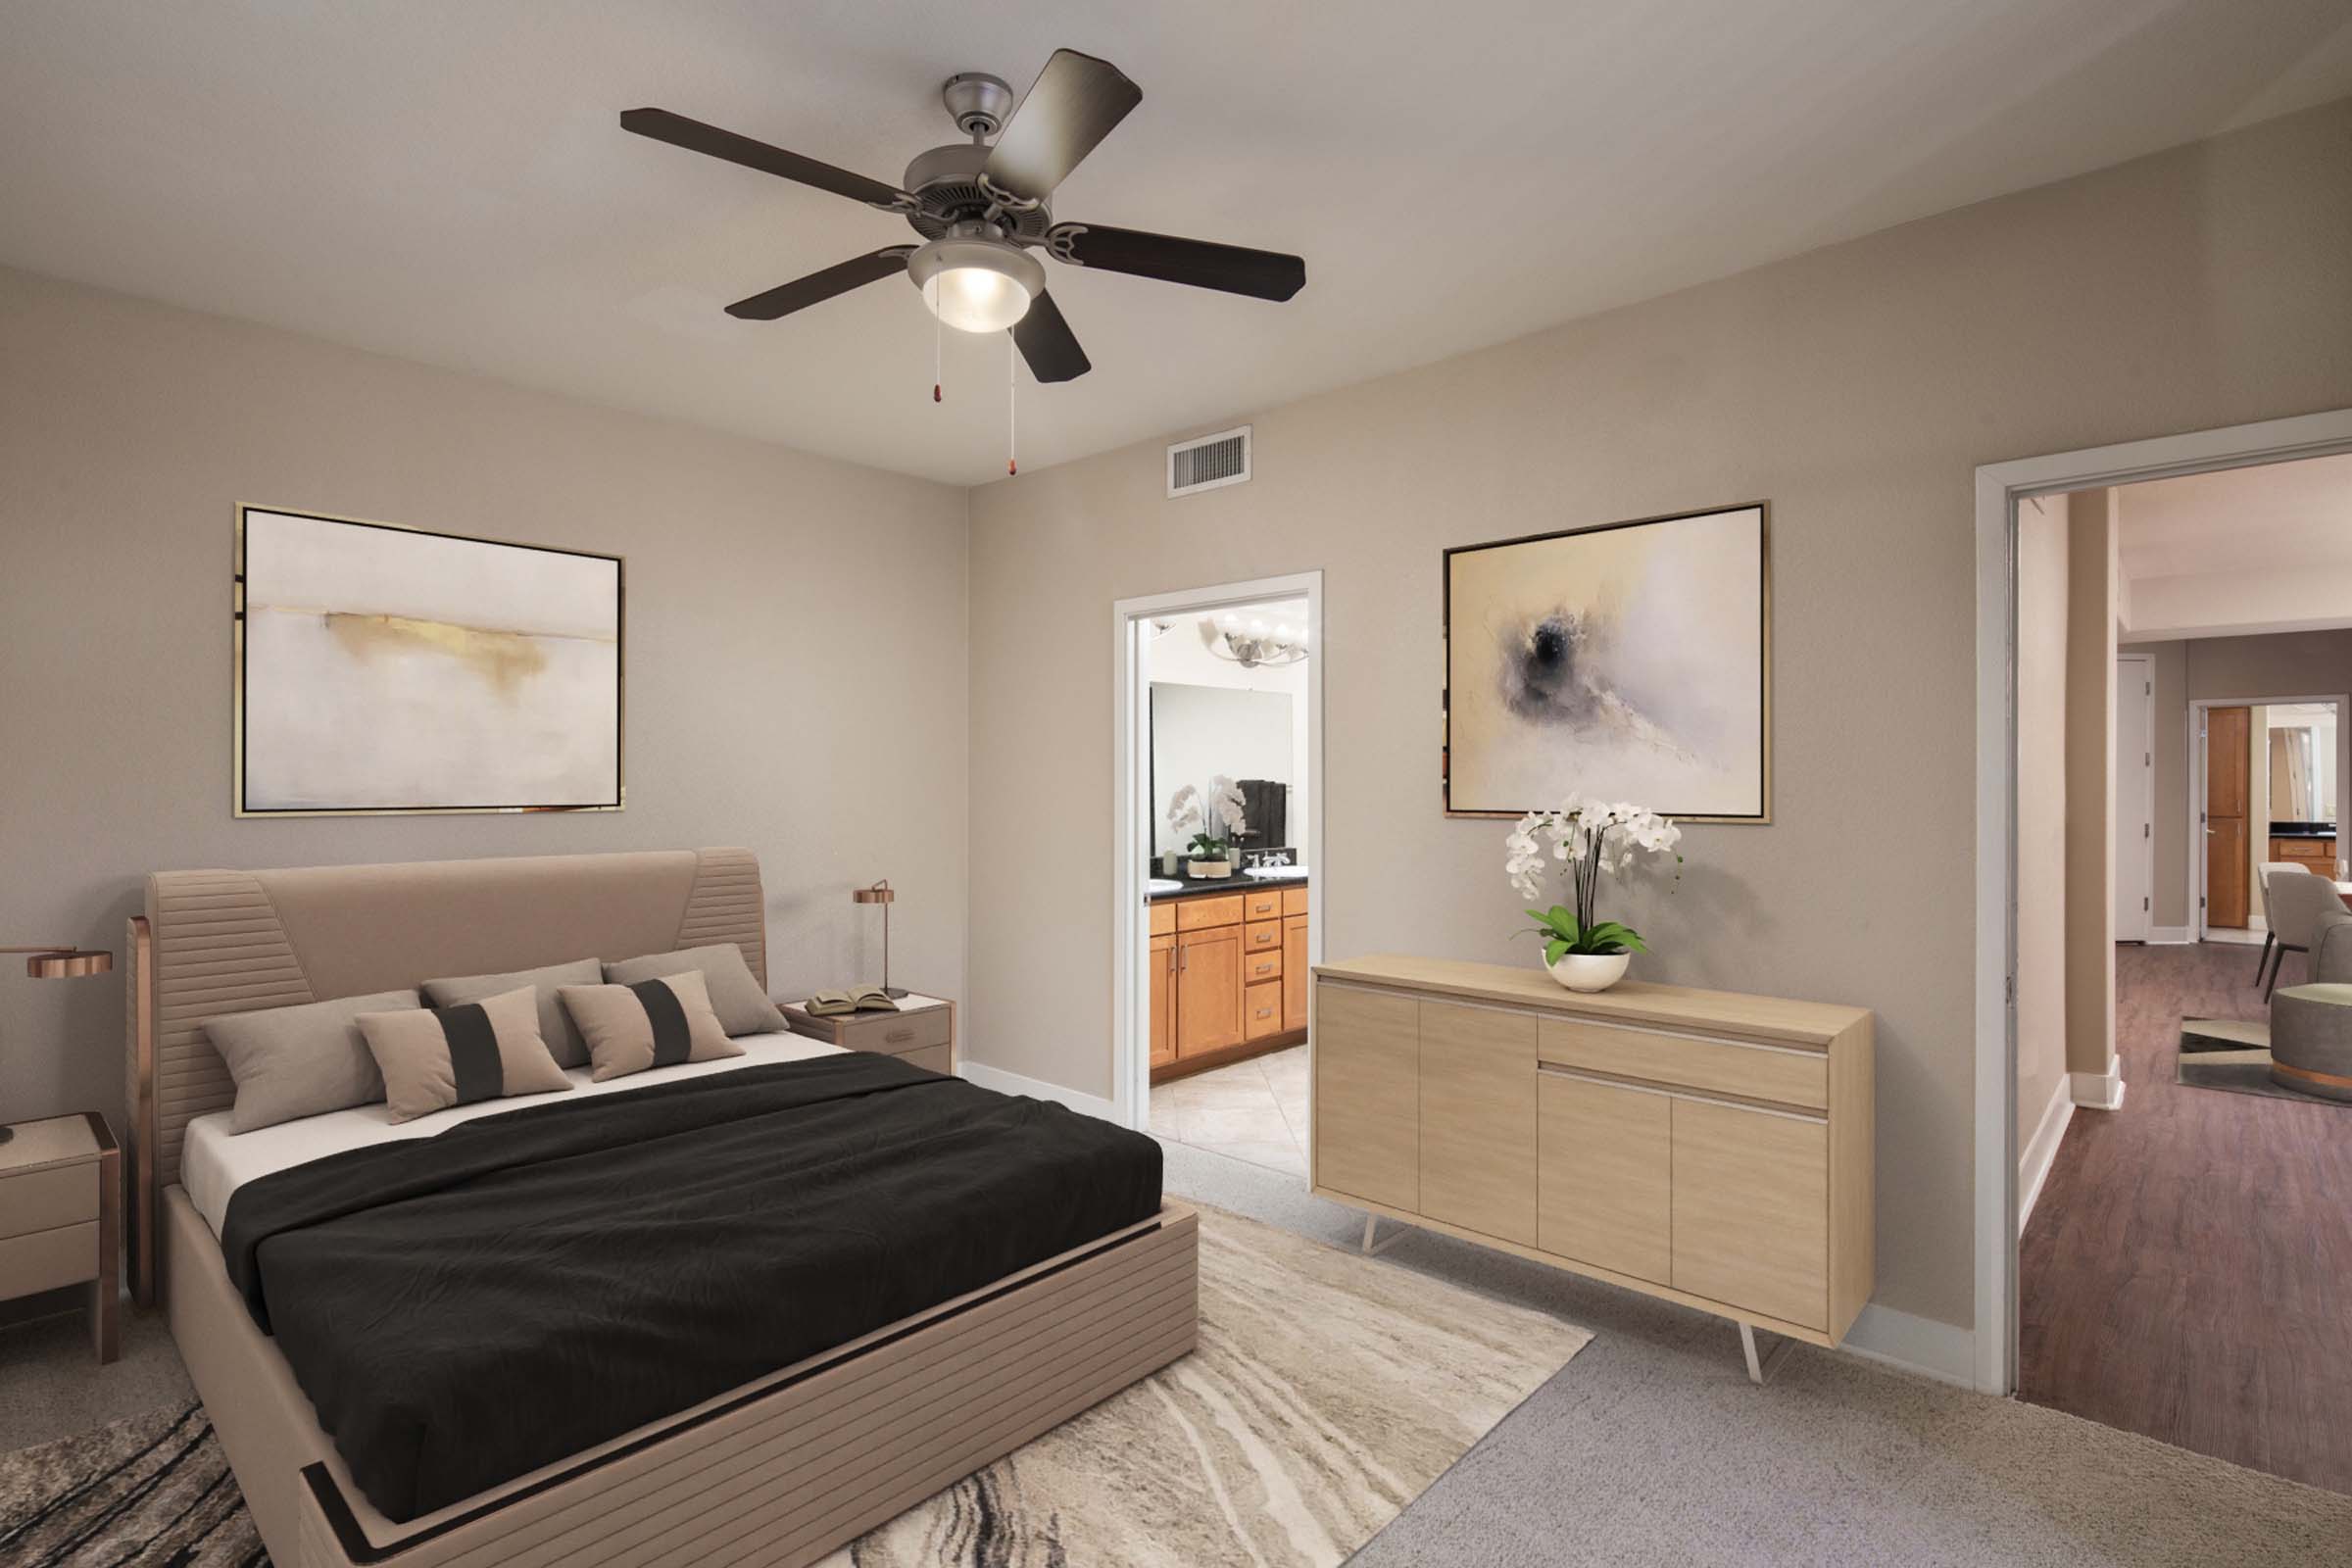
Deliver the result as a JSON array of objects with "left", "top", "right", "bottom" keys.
[{"left": 900, "top": 142, "right": 1053, "bottom": 242}]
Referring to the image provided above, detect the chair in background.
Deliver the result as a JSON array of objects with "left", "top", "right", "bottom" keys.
[
  {"left": 2254, "top": 861, "right": 2303, "bottom": 988},
  {"left": 2260, "top": 866, "right": 2341, "bottom": 1000}
]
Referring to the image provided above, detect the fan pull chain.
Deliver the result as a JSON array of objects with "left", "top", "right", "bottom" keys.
[
  {"left": 930, "top": 280, "right": 943, "bottom": 403},
  {"left": 1006, "top": 329, "right": 1017, "bottom": 476}
]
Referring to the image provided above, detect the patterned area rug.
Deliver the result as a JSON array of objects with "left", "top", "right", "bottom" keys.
[
  {"left": 1, "top": 1206, "right": 1589, "bottom": 1567},
  {"left": 0, "top": 1403, "right": 265, "bottom": 1566},
  {"left": 2178, "top": 1018, "right": 2348, "bottom": 1106}
]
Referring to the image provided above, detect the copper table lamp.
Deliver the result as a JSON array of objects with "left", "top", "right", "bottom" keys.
[
  {"left": 2, "top": 944, "right": 115, "bottom": 1146},
  {"left": 852, "top": 881, "right": 906, "bottom": 999}
]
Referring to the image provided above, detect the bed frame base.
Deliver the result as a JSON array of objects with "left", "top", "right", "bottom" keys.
[{"left": 165, "top": 1189, "right": 1200, "bottom": 1568}]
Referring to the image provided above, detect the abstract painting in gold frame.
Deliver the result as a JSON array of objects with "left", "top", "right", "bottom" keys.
[
  {"left": 234, "top": 505, "right": 623, "bottom": 816},
  {"left": 1443, "top": 503, "right": 1770, "bottom": 823}
]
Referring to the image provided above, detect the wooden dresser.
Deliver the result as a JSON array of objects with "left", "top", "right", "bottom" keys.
[
  {"left": 1312, "top": 956, "right": 1872, "bottom": 1374},
  {"left": 1150, "top": 881, "right": 1308, "bottom": 1081}
]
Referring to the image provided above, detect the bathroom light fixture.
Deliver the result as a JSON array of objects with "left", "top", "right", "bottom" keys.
[
  {"left": 1201, "top": 612, "right": 1307, "bottom": 668},
  {"left": 907, "top": 233, "right": 1044, "bottom": 333}
]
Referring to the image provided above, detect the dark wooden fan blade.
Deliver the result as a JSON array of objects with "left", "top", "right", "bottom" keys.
[
  {"left": 1011, "top": 290, "right": 1091, "bottom": 382},
  {"left": 621, "top": 107, "right": 908, "bottom": 209},
  {"left": 725, "top": 248, "right": 913, "bottom": 320},
  {"left": 1051, "top": 223, "right": 1304, "bottom": 302},
  {"left": 983, "top": 50, "right": 1141, "bottom": 200}
]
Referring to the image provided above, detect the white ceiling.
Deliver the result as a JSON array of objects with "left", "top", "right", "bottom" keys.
[
  {"left": 2117, "top": 452, "right": 2352, "bottom": 640},
  {"left": 4, "top": 2, "right": 2348, "bottom": 485}
]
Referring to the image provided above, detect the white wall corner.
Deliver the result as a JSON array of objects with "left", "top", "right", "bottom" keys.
[
  {"left": 957, "top": 1060, "right": 1120, "bottom": 1124},
  {"left": 2017, "top": 1075, "right": 2076, "bottom": 1230},
  {"left": 2145, "top": 925, "right": 2193, "bottom": 945},
  {"left": 2069, "top": 1055, "right": 2127, "bottom": 1110},
  {"left": 1838, "top": 1303, "right": 1979, "bottom": 1388}
]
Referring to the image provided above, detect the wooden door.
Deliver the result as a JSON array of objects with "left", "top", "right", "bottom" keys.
[
  {"left": 1149, "top": 933, "right": 1177, "bottom": 1068},
  {"left": 1418, "top": 1000, "right": 1538, "bottom": 1245},
  {"left": 1313, "top": 983, "right": 1419, "bottom": 1210},
  {"left": 2206, "top": 705, "right": 2250, "bottom": 930},
  {"left": 1175, "top": 927, "right": 1244, "bottom": 1057},
  {"left": 1281, "top": 914, "right": 1308, "bottom": 1031},
  {"left": 1670, "top": 1099, "right": 1828, "bottom": 1330},
  {"left": 1538, "top": 1073, "right": 1671, "bottom": 1283}
]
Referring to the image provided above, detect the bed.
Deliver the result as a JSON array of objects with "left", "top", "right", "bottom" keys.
[{"left": 126, "top": 847, "right": 1199, "bottom": 1567}]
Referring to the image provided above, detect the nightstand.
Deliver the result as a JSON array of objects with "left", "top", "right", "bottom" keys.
[
  {"left": 778, "top": 993, "right": 957, "bottom": 1075},
  {"left": 1, "top": 1112, "right": 119, "bottom": 1362}
]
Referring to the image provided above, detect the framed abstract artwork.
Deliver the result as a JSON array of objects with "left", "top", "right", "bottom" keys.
[
  {"left": 234, "top": 506, "right": 624, "bottom": 816},
  {"left": 1443, "top": 502, "right": 1770, "bottom": 822}
]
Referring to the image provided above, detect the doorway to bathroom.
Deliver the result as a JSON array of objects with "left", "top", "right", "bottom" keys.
[{"left": 1110, "top": 572, "right": 1322, "bottom": 1179}]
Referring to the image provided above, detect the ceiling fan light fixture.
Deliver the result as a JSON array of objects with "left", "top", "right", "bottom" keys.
[{"left": 907, "top": 237, "right": 1043, "bottom": 333}]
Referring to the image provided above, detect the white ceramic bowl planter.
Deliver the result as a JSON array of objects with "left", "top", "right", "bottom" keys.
[{"left": 1544, "top": 952, "right": 1633, "bottom": 992}]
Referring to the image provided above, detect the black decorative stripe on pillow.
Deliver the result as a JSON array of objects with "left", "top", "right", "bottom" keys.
[
  {"left": 438, "top": 1004, "right": 509, "bottom": 1105},
  {"left": 629, "top": 979, "right": 694, "bottom": 1069}
]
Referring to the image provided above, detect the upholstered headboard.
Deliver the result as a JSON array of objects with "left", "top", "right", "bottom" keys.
[{"left": 124, "top": 847, "right": 767, "bottom": 1301}]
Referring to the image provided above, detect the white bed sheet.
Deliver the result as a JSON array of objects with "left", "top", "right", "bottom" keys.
[{"left": 182, "top": 1031, "right": 847, "bottom": 1239}]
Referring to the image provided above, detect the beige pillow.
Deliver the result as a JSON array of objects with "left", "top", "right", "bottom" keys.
[
  {"left": 205, "top": 989, "right": 419, "bottom": 1133},
  {"left": 559, "top": 968, "right": 743, "bottom": 1081},
  {"left": 602, "top": 945, "right": 785, "bottom": 1036},
  {"left": 355, "top": 986, "right": 573, "bottom": 1123},
  {"left": 424, "top": 957, "right": 604, "bottom": 1070}
]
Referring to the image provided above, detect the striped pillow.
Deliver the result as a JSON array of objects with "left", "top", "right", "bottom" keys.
[
  {"left": 559, "top": 968, "right": 743, "bottom": 1082},
  {"left": 355, "top": 986, "right": 573, "bottom": 1123}
]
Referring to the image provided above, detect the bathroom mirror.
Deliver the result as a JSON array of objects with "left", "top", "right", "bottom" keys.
[
  {"left": 2267, "top": 705, "right": 2338, "bottom": 824},
  {"left": 1150, "top": 683, "right": 1294, "bottom": 856}
]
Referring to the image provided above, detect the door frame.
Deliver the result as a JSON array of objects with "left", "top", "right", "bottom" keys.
[
  {"left": 2190, "top": 693, "right": 2352, "bottom": 939},
  {"left": 1110, "top": 570, "right": 1324, "bottom": 1133},
  {"left": 2115, "top": 652, "right": 2155, "bottom": 943},
  {"left": 1973, "top": 406, "right": 2352, "bottom": 1396}
]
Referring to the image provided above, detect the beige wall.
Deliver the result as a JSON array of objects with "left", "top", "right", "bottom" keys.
[
  {"left": 2015, "top": 497, "right": 2071, "bottom": 1137},
  {"left": 2063, "top": 493, "right": 2119, "bottom": 1078},
  {"left": 0, "top": 266, "right": 971, "bottom": 1135},
  {"left": 965, "top": 98, "right": 2352, "bottom": 1332}
]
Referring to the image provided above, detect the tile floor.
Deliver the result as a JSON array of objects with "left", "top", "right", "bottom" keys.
[{"left": 1148, "top": 1045, "right": 1309, "bottom": 1179}]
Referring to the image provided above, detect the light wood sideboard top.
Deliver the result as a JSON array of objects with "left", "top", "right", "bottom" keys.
[{"left": 1312, "top": 955, "right": 1870, "bottom": 1047}]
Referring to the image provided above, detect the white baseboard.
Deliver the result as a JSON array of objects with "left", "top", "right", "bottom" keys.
[
  {"left": 2069, "top": 1054, "right": 2126, "bottom": 1111},
  {"left": 956, "top": 1060, "right": 1120, "bottom": 1124},
  {"left": 2145, "top": 925, "right": 2193, "bottom": 945},
  {"left": 1838, "top": 1303, "right": 1978, "bottom": 1388},
  {"left": 2017, "top": 1075, "right": 2075, "bottom": 1230}
]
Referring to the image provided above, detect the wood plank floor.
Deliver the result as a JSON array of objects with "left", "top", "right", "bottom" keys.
[{"left": 2019, "top": 940, "right": 2352, "bottom": 1494}]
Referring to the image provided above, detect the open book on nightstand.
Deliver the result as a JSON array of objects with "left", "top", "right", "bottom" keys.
[{"left": 778, "top": 991, "right": 956, "bottom": 1076}]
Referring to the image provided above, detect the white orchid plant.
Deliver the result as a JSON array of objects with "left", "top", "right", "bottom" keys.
[
  {"left": 1168, "top": 776, "right": 1247, "bottom": 861},
  {"left": 1506, "top": 798, "right": 1683, "bottom": 962}
]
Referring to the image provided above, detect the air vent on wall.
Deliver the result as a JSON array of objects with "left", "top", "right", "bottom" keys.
[{"left": 1167, "top": 425, "right": 1251, "bottom": 497}]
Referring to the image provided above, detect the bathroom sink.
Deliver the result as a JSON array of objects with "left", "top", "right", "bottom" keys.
[
  {"left": 1242, "top": 865, "right": 1308, "bottom": 880},
  {"left": 1146, "top": 878, "right": 1185, "bottom": 895}
]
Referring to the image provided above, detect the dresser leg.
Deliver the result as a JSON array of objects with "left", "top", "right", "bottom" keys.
[
  {"left": 1359, "top": 1213, "right": 1406, "bottom": 1256},
  {"left": 1739, "top": 1321, "right": 1793, "bottom": 1385}
]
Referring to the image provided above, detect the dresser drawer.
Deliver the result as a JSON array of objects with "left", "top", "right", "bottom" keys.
[
  {"left": 1244, "top": 919, "right": 1283, "bottom": 953},
  {"left": 1538, "top": 1017, "right": 1828, "bottom": 1110},
  {"left": 0, "top": 1163, "right": 98, "bottom": 1241},
  {"left": 1282, "top": 886, "right": 1309, "bottom": 916},
  {"left": 1245, "top": 947, "right": 1284, "bottom": 986},
  {"left": 0, "top": 1221, "right": 98, "bottom": 1300},
  {"left": 1176, "top": 895, "right": 1245, "bottom": 931},
  {"left": 839, "top": 1006, "right": 954, "bottom": 1057},
  {"left": 1243, "top": 888, "right": 1285, "bottom": 922},
  {"left": 1244, "top": 981, "right": 1285, "bottom": 1040}
]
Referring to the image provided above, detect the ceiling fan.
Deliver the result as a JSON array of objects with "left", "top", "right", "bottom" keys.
[{"left": 620, "top": 49, "right": 1306, "bottom": 385}]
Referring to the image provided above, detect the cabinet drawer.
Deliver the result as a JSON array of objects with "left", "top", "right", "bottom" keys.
[
  {"left": 1245, "top": 981, "right": 1285, "bottom": 1040},
  {"left": 0, "top": 1221, "right": 98, "bottom": 1300},
  {"left": 1246, "top": 947, "right": 1284, "bottom": 985},
  {"left": 1244, "top": 919, "right": 1283, "bottom": 952},
  {"left": 0, "top": 1163, "right": 98, "bottom": 1241},
  {"left": 1243, "top": 888, "right": 1285, "bottom": 922},
  {"left": 895, "top": 1043, "right": 955, "bottom": 1076},
  {"left": 1282, "top": 886, "right": 1309, "bottom": 917},
  {"left": 1177, "top": 895, "right": 1245, "bottom": 931},
  {"left": 1671, "top": 1099, "right": 1828, "bottom": 1330},
  {"left": 841, "top": 1007, "right": 953, "bottom": 1056},
  {"left": 1148, "top": 901, "right": 1176, "bottom": 937},
  {"left": 1539, "top": 1017, "right": 1827, "bottom": 1110}
]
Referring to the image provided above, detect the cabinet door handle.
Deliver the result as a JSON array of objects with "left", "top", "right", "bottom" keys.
[{"left": 885, "top": 1028, "right": 914, "bottom": 1044}]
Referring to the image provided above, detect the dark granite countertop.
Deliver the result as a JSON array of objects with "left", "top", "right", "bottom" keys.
[
  {"left": 2270, "top": 823, "right": 2338, "bottom": 839},
  {"left": 1146, "top": 870, "right": 1310, "bottom": 902}
]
